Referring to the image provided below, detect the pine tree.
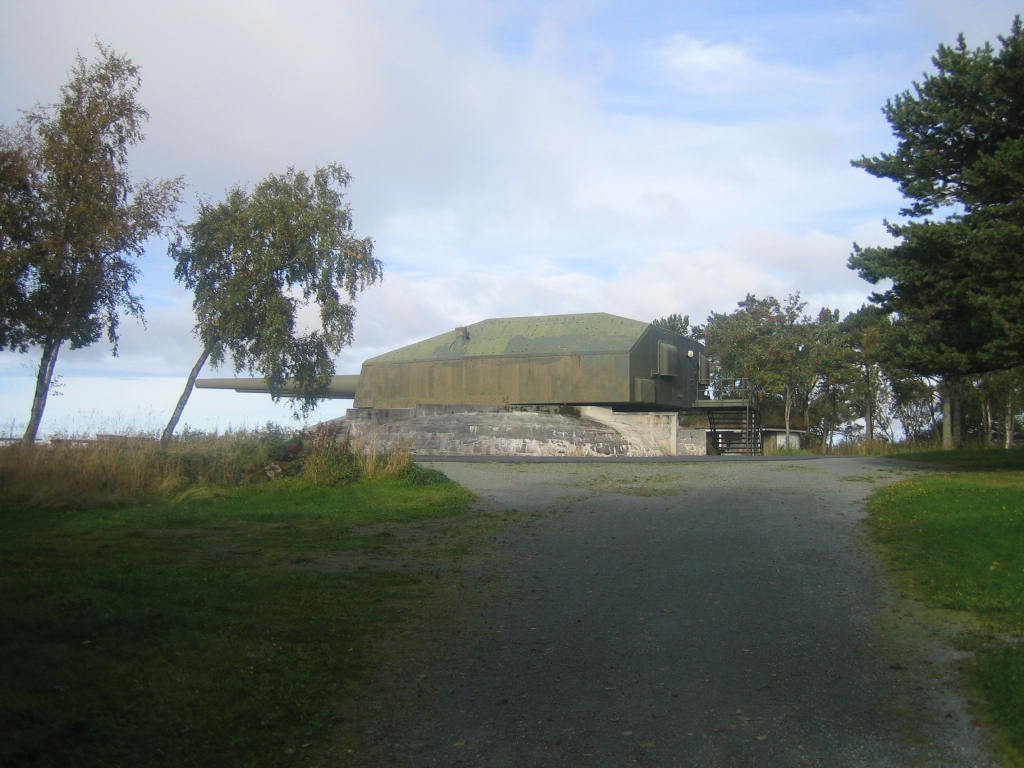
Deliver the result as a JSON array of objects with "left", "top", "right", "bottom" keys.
[{"left": 849, "top": 18, "right": 1024, "bottom": 446}]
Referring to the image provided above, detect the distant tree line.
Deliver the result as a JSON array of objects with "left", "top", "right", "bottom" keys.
[{"left": 656, "top": 298, "right": 1023, "bottom": 450}]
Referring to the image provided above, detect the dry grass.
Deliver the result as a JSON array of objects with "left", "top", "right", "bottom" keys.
[
  {"left": 830, "top": 438, "right": 942, "bottom": 456},
  {"left": 1, "top": 437, "right": 167, "bottom": 509},
  {"left": 0, "top": 426, "right": 416, "bottom": 510},
  {"left": 351, "top": 433, "right": 412, "bottom": 480}
]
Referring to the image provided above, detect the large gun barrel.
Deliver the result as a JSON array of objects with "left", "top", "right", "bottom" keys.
[{"left": 195, "top": 375, "right": 360, "bottom": 399}]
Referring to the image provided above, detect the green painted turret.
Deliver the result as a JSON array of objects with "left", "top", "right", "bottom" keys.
[{"left": 196, "top": 312, "right": 705, "bottom": 410}]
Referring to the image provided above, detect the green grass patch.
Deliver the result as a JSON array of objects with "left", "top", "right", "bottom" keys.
[
  {"left": 867, "top": 473, "right": 1024, "bottom": 616},
  {"left": 975, "top": 644, "right": 1024, "bottom": 767},
  {"left": 0, "top": 474, "right": 478, "bottom": 767},
  {"left": 895, "top": 446, "right": 1024, "bottom": 472},
  {"left": 866, "top": 467, "right": 1024, "bottom": 765}
]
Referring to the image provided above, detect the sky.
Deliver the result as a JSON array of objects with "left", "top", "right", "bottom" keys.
[{"left": 1, "top": 0, "right": 1020, "bottom": 437}]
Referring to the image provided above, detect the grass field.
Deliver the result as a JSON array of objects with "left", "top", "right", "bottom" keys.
[
  {"left": 5, "top": 434, "right": 1023, "bottom": 766},
  {"left": 0, "top": 473, "right": 488, "bottom": 767},
  {"left": 867, "top": 448, "right": 1024, "bottom": 766}
]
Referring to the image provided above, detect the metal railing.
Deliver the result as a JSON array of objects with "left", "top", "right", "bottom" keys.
[{"left": 697, "top": 377, "right": 757, "bottom": 402}]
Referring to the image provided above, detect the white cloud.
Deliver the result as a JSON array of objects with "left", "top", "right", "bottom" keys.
[
  {"left": 0, "top": 0, "right": 1013, "bottom": 435},
  {"left": 658, "top": 35, "right": 755, "bottom": 81},
  {"left": 908, "top": 0, "right": 1021, "bottom": 46},
  {"left": 655, "top": 32, "right": 833, "bottom": 101}
]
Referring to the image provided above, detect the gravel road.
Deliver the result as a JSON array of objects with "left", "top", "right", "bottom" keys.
[{"left": 376, "top": 457, "right": 994, "bottom": 767}]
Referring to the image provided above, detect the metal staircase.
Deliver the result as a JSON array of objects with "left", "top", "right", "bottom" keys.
[
  {"left": 704, "top": 404, "right": 763, "bottom": 455},
  {"left": 693, "top": 379, "right": 763, "bottom": 456}
]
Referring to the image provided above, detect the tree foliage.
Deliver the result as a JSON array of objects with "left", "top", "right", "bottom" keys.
[
  {"left": 701, "top": 294, "right": 815, "bottom": 435},
  {"left": 693, "top": 295, "right": 928, "bottom": 448},
  {"left": 162, "top": 164, "right": 382, "bottom": 443},
  {"left": 849, "top": 17, "right": 1024, "bottom": 376},
  {"left": 670, "top": 289, "right": 1018, "bottom": 449},
  {"left": 0, "top": 44, "right": 183, "bottom": 442},
  {"left": 653, "top": 313, "right": 699, "bottom": 339},
  {"left": 838, "top": 305, "right": 891, "bottom": 441}
]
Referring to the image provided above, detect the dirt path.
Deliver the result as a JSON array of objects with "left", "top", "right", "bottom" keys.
[{"left": 375, "top": 457, "right": 993, "bottom": 767}]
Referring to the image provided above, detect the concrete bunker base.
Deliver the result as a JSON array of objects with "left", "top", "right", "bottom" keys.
[{"left": 325, "top": 404, "right": 707, "bottom": 458}]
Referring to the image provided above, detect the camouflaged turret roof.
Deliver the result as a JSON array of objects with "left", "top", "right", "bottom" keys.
[{"left": 365, "top": 313, "right": 650, "bottom": 363}]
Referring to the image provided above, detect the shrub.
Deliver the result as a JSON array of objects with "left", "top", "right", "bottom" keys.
[
  {"left": 258, "top": 423, "right": 304, "bottom": 463},
  {"left": 399, "top": 464, "right": 452, "bottom": 486}
]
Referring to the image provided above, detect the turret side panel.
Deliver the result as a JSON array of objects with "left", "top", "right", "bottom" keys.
[
  {"left": 356, "top": 353, "right": 631, "bottom": 408},
  {"left": 629, "top": 327, "right": 704, "bottom": 408}
]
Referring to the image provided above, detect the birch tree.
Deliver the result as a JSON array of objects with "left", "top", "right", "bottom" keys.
[
  {"left": 0, "top": 44, "right": 182, "bottom": 443},
  {"left": 161, "top": 164, "right": 381, "bottom": 444}
]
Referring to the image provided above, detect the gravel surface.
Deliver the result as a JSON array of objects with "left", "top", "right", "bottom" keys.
[{"left": 376, "top": 457, "right": 994, "bottom": 767}]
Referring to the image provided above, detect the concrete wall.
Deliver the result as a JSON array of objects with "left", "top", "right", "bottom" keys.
[
  {"left": 676, "top": 428, "right": 707, "bottom": 456},
  {"left": 331, "top": 405, "right": 709, "bottom": 457},
  {"left": 764, "top": 431, "right": 802, "bottom": 452}
]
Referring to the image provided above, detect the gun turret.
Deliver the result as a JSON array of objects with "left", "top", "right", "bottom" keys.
[{"left": 195, "top": 313, "right": 705, "bottom": 410}]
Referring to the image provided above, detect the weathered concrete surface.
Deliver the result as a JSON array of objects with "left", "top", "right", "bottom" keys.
[
  {"left": 374, "top": 458, "right": 994, "bottom": 767},
  {"left": 579, "top": 406, "right": 705, "bottom": 456},
  {"left": 335, "top": 405, "right": 705, "bottom": 457}
]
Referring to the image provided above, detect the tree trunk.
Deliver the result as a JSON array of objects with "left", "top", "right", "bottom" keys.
[
  {"left": 784, "top": 384, "right": 792, "bottom": 440},
  {"left": 952, "top": 381, "right": 963, "bottom": 448},
  {"left": 983, "top": 396, "right": 994, "bottom": 446},
  {"left": 1007, "top": 391, "right": 1016, "bottom": 450},
  {"left": 22, "top": 337, "right": 62, "bottom": 444},
  {"left": 865, "top": 396, "right": 874, "bottom": 442},
  {"left": 941, "top": 380, "right": 953, "bottom": 450},
  {"left": 818, "top": 375, "right": 831, "bottom": 452},
  {"left": 863, "top": 364, "right": 874, "bottom": 442},
  {"left": 940, "top": 376, "right": 964, "bottom": 450},
  {"left": 161, "top": 347, "right": 211, "bottom": 446}
]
